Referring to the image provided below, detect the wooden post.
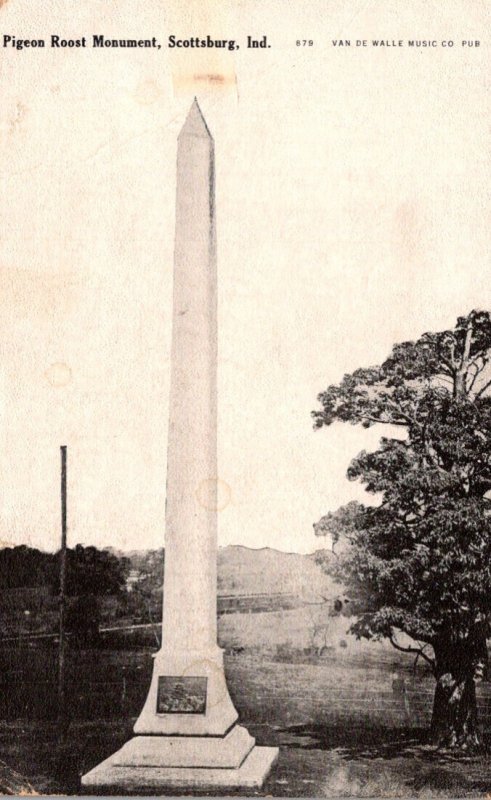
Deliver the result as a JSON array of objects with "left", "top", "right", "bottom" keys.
[{"left": 58, "top": 445, "right": 68, "bottom": 725}]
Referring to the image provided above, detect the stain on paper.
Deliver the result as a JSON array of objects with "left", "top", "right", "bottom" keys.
[
  {"left": 173, "top": 72, "right": 237, "bottom": 93},
  {"left": 196, "top": 478, "right": 231, "bottom": 511},
  {"left": 44, "top": 362, "right": 72, "bottom": 387},
  {"left": 134, "top": 79, "right": 163, "bottom": 105},
  {"left": 9, "top": 102, "right": 27, "bottom": 134},
  {"left": 183, "top": 657, "right": 227, "bottom": 709},
  {"left": 392, "top": 199, "right": 423, "bottom": 265}
]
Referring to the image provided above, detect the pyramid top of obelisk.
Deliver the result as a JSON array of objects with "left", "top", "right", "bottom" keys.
[{"left": 179, "top": 98, "right": 213, "bottom": 141}]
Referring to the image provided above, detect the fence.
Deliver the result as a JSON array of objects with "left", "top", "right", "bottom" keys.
[{"left": 3, "top": 645, "right": 491, "bottom": 733}]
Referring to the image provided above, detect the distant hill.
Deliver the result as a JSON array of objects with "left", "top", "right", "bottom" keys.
[
  {"left": 121, "top": 544, "right": 339, "bottom": 605},
  {"left": 217, "top": 545, "right": 337, "bottom": 603}
]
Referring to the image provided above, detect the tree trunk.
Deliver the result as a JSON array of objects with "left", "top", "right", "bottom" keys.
[{"left": 431, "top": 670, "right": 481, "bottom": 751}]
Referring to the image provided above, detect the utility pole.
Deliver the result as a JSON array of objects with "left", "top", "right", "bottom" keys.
[{"left": 58, "top": 445, "right": 68, "bottom": 728}]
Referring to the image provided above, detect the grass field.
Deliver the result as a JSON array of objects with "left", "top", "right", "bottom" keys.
[{"left": 2, "top": 608, "right": 491, "bottom": 796}]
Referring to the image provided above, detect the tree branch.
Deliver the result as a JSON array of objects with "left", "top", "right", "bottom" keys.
[
  {"left": 467, "top": 364, "right": 482, "bottom": 393},
  {"left": 475, "top": 377, "right": 491, "bottom": 399},
  {"left": 359, "top": 414, "right": 407, "bottom": 427},
  {"left": 460, "top": 320, "right": 473, "bottom": 370},
  {"left": 389, "top": 632, "right": 436, "bottom": 672},
  {"left": 438, "top": 357, "right": 455, "bottom": 376}
]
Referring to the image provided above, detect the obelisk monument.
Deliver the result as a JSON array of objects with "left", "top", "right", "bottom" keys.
[{"left": 82, "top": 101, "right": 278, "bottom": 790}]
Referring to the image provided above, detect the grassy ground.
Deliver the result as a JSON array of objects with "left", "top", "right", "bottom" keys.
[
  {"left": 2, "top": 717, "right": 491, "bottom": 797},
  {"left": 2, "top": 609, "right": 491, "bottom": 796}
]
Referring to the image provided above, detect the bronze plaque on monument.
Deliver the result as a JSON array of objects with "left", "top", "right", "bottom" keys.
[{"left": 156, "top": 676, "right": 208, "bottom": 714}]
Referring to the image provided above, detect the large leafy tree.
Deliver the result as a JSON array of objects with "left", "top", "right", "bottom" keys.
[
  {"left": 0, "top": 544, "right": 127, "bottom": 597},
  {"left": 312, "top": 310, "right": 491, "bottom": 750}
]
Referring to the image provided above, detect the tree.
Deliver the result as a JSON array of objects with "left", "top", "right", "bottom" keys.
[
  {"left": 0, "top": 545, "right": 53, "bottom": 589},
  {"left": 56, "top": 545, "right": 127, "bottom": 644},
  {"left": 0, "top": 544, "right": 128, "bottom": 644},
  {"left": 65, "top": 594, "right": 101, "bottom": 647},
  {"left": 312, "top": 310, "right": 491, "bottom": 750},
  {"left": 0, "top": 543, "right": 127, "bottom": 598},
  {"left": 123, "top": 549, "right": 164, "bottom": 628},
  {"left": 62, "top": 545, "right": 127, "bottom": 597}
]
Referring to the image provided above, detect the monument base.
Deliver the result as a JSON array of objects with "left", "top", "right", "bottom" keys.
[
  {"left": 133, "top": 647, "right": 239, "bottom": 737},
  {"left": 81, "top": 726, "right": 278, "bottom": 793},
  {"left": 81, "top": 648, "right": 278, "bottom": 792}
]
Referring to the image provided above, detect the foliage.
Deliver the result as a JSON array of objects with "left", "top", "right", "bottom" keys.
[
  {"left": 0, "top": 543, "right": 127, "bottom": 597},
  {"left": 313, "top": 310, "right": 491, "bottom": 748},
  {"left": 62, "top": 545, "right": 128, "bottom": 597},
  {"left": 122, "top": 549, "right": 164, "bottom": 625},
  {"left": 66, "top": 594, "right": 101, "bottom": 646},
  {"left": 0, "top": 545, "right": 53, "bottom": 590}
]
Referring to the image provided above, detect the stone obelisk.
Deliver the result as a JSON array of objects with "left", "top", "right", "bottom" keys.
[{"left": 82, "top": 100, "right": 278, "bottom": 791}]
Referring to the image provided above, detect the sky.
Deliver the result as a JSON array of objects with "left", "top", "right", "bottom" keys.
[{"left": 0, "top": 0, "right": 489, "bottom": 554}]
